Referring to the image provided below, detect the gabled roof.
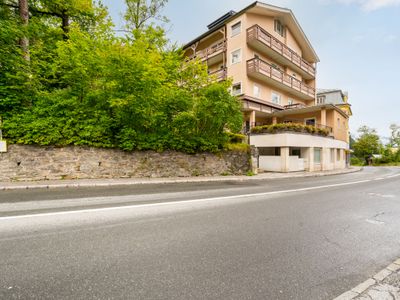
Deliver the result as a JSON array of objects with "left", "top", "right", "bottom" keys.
[{"left": 183, "top": 1, "right": 319, "bottom": 63}]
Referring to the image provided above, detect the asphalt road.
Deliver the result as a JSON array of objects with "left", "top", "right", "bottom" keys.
[{"left": 0, "top": 167, "right": 399, "bottom": 299}]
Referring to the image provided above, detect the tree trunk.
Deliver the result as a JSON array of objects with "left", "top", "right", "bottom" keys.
[
  {"left": 61, "top": 10, "right": 69, "bottom": 39},
  {"left": 18, "top": 0, "right": 30, "bottom": 61}
]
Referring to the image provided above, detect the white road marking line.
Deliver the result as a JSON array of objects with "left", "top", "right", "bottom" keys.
[
  {"left": 366, "top": 219, "right": 385, "bottom": 225},
  {"left": 368, "top": 193, "right": 395, "bottom": 198},
  {"left": 386, "top": 174, "right": 400, "bottom": 179},
  {"left": 0, "top": 179, "right": 374, "bottom": 221}
]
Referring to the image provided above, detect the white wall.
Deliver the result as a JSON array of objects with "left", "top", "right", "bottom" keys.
[
  {"left": 250, "top": 133, "right": 349, "bottom": 150},
  {"left": 290, "top": 157, "right": 304, "bottom": 172},
  {"left": 259, "top": 156, "right": 281, "bottom": 172},
  {"left": 259, "top": 155, "right": 305, "bottom": 172}
]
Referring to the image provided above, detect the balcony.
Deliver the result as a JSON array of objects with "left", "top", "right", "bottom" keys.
[
  {"left": 208, "top": 68, "right": 227, "bottom": 82},
  {"left": 247, "top": 25, "right": 315, "bottom": 79},
  {"left": 247, "top": 58, "right": 315, "bottom": 101},
  {"left": 186, "top": 40, "right": 226, "bottom": 66}
]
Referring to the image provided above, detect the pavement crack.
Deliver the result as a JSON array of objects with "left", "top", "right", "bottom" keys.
[
  {"left": 322, "top": 234, "right": 342, "bottom": 249},
  {"left": 372, "top": 212, "right": 385, "bottom": 219},
  {"left": 388, "top": 291, "right": 396, "bottom": 300},
  {"left": 366, "top": 211, "right": 386, "bottom": 225}
]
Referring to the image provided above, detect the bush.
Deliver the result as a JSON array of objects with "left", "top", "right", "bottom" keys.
[
  {"left": 227, "top": 132, "right": 246, "bottom": 144},
  {"left": 224, "top": 142, "right": 250, "bottom": 152},
  {"left": 350, "top": 156, "right": 364, "bottom": 166},
  {"left": 251, "top": 123, "right": 329, "bottom": 137}
]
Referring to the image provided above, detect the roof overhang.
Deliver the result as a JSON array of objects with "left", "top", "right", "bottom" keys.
[
  {"left": 246, "top": 2, "right": 319, "bottom": 63},
  {"left": 183, "top": 1, "right": 319, "bottom": 63},
  {"left": 272, "top": 104, "right": 349, "bottom": 119}
]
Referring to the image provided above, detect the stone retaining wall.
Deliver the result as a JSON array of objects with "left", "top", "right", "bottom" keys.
[{"left": 0, "top": 145, "right": 250, "bottom": 181}]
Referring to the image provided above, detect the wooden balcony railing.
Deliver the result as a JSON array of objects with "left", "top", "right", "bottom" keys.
[
  {"left": 247, "top": 57, "right": 315, "bottom": 98},
  {"left": 208, "top": 68, "right": 227, "bottom": 81},
  {"left": 284, "top": 103, "right": 307, "bottom": 110},
  {"left": 247, "top": 25, "right": 315, "bottom": 77},
  {"left": 186, "top": 40, "right": 226, "bottom": 62}
]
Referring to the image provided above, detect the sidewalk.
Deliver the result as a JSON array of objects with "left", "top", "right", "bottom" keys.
[
  {"left": 335, "top": 258, "right": 400, "bottom": 300},
  {"left": 0, "top": 167, "right": 362, "bottom": 190}
]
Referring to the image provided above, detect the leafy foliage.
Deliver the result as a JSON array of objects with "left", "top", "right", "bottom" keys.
[
  {"left": 389, "top": 123, "right": 400, "bottom": 148},
  {"left": 0, "top": 0, "right": 243, "bottom": 153},
  {"left": 251, "top": 123, "right": 330, "bottom": 137},
  {"left": 350, "top": 125, "right": 400, "bottom": 166},
  {"left": 352, "top": 126, "right": 383, "bottom": 160}
]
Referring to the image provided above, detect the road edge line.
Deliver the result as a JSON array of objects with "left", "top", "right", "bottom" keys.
[
  {"left": 0, "top": 178, "right": 375, "bottom": 221},
  {"left": 0, "top": 167, "right": 363, "bottom": 191}
]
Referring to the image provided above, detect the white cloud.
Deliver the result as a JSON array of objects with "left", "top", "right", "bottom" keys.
[{"left": 335, "top": 0, "right": 400, "bottom": 11}]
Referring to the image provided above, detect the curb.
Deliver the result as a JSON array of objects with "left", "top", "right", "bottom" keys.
[
  {"left": 0, "top": 167, "right": 362, "bottom": 191},
  {"left": 333, "top": 258, "right": 400, "bottom": 300}
]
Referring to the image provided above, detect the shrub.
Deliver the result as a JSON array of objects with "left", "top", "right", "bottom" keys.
[
  {"left": 350, "top": 156, "right": 364, "bottom": 166},
  {"left": 227, "top": 132, "right": 246, "bottom": 144},
  {"left": 251, "top": 123, "right": 329, "bottom": 137},
  {"left": 224, "top": 143, "right": 250, "bottom": 152}
]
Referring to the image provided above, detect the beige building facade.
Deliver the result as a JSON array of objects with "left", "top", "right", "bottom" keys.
[{"left": 184, "top": 2, "right": 351, "bottom": 172}]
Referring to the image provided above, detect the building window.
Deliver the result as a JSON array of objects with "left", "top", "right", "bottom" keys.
[
  {"left": 253, "top": 84, "right": 261, "bottom": 98},
  {"left": 314, "top": 148, "right": 322, "bottom": 164},
  {"left": 305, "top": 118, "right": 316, "bottom": 126},
  {"left": 258, "top": 147, "right": 281, "bottom": 156},
  {"left": 274, "top": 19, "right": 286, "bottom": 37},
  {"left": 331, "top": 149, "right": 335, "bottom": 163},
  {"left": 231, "top": 49, "right": 241, "bottom": 64},
  {"left": 275, "top": 147, "right": 281, "bottom": 156},
  {"left": 288, "top": 99, "right": 294, "bottom": 106},
  {"left": 290, "top": 148, "right": 301, "bottom": 157},
  {"left": 317, "top": 95, "right": 326, "bottom": 104},
  {"left": 337, "top": 118, "right": 340, "bottom": 128},
  {"left": 337, "top": 149, "right": 341, "bottom": 161},
  {"left": 271, "top": 92, "right": 281, "bottom": 104},
  {"left": 231, "top": 22, "right": 241, "bottom": 37},
  {"left": 232, "top": 83, "right": 242, "bottom": 96}
]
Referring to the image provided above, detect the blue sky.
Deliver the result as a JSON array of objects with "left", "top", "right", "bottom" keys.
[{"left": 102, "top": 0, "right": 400, "bottom": 140}]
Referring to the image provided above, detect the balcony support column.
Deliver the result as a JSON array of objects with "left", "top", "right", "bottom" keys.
[
  {"left": 321, "top": 147, "right": 330, "bottom": 171},
  {"left": 280, "top": 147, "right": 290, "bottom": 173},
  {"left": 307, "top": 147, "right": 315, "bottom": 172},
  {"left": 321, "top": 108, "right": 327, "bottom": 126},
  {"left": 272, "top": 117, "right": 277, "bottom": 124},
  {"left": 250, "top": 111, "right": 256, "bottom": 127}
]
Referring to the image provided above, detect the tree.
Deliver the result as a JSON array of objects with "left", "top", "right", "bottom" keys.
[
  {"left": 352, "top": 126, "right": 383, "bottom": 162},
  {"left": 18, "top": 0, "right": 29, "bottom": 61},
  {"left": 1, "top": 0, "right": 244, "bottom": 153},
  {"left": 124, "top": 0, "right": 168, "bottom": 35},
  {"left": 389, "top": 123, "right": 400, "bottom": 148}
]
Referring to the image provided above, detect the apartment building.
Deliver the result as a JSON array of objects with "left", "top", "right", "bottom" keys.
[{"left": 184, "top": 2, "right": 351, "bottom": 172}]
